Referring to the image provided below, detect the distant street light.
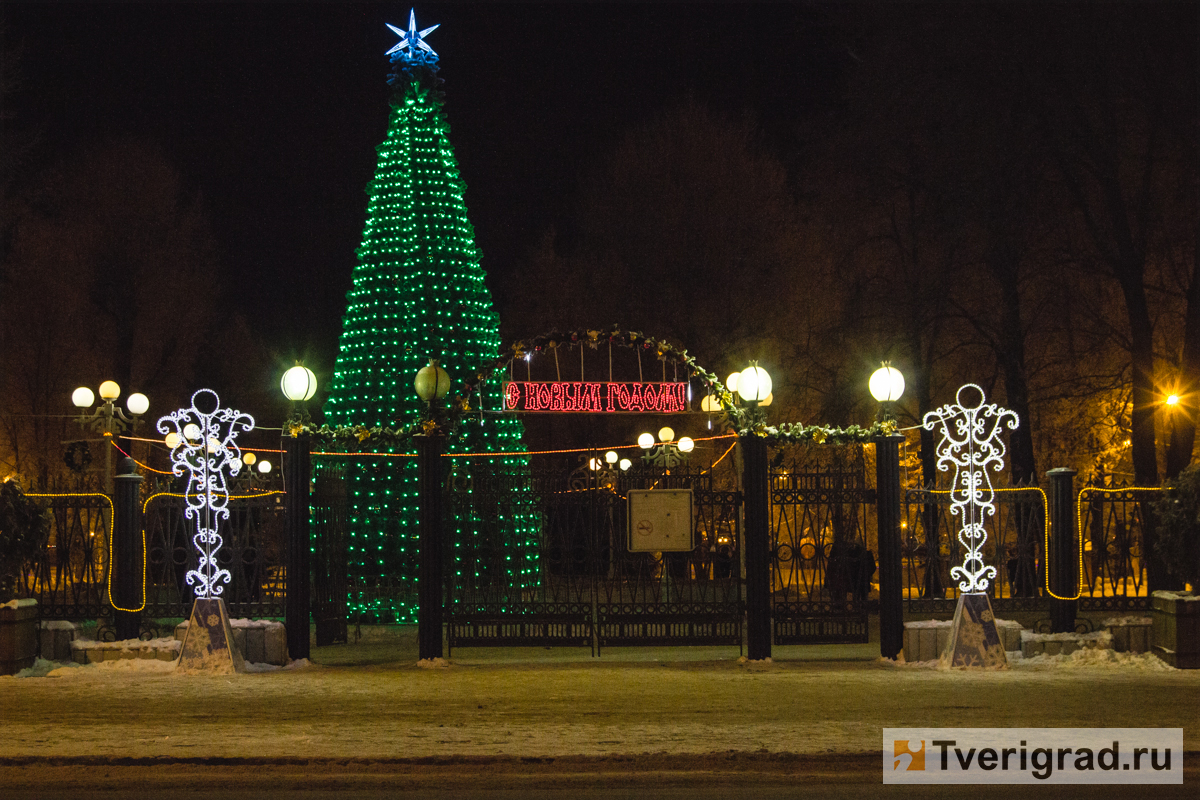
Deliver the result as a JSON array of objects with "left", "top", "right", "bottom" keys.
[
  {"left": 71, "top": 381, "right": 148, "bottom": 494},
  {"left": 638, "top": 427, "right": 693, "bottom": 469}
]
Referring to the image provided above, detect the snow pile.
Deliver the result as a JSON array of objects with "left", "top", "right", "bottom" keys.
[
  {"left": 11, "top": 658, "right": 79, "bottom": 678},
  {"left": 1102, "top": 615, "right": 1153, "bottom": 627},
  {"left": 40, "top": 620, "right": 77, "bottom": 631},
  {"left": 1, "top": 598, "right": 37, "bottom": 609},
  {"left": 883, "top": 649, "right": 1173, "bottom": 671},
  {"left": 417, "top": 657, "right": 450, "bottom": 669},
  {"left": 1020, "top": 629, "right": 1112, "bottom": 645},
  {"left": 43, "top": 657, "right": 176, "bottom": 677},
  {"left": 243, "top": 658, "right": 312, "bottom": 673},
  {"left": 1012, "top": 647, "right": 1174, "bottom": 671},
  {"left": 176, "top": 617, "right": 284, "bottom": 630},
  {"left": 1152, "top": 590, "right": 1198, "bottom": 602}
]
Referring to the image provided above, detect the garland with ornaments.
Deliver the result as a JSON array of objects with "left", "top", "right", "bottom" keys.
[{"left": 287, "top": 325, "right": 896, "bottom": 450}]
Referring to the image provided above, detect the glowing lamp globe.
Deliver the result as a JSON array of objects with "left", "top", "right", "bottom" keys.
[
  {"left": 183, "top": 423, "right": 202, "bottom": 441},
  {"left": 701, "top": 395, "right": 721, "bottom": 413},
  {"left": 658, "top": 427, "right": 675, "bottom": 443},
  {"left": 589, "top": 457, "right": 601, "bottom": 471},
  {"left": 164, "top": 432, "right": 182, "bottom": 449},
  {"left": 869, "top": 364, "right": 906, "bottom": 403},
  {"left": 737, "top": 365, "right": 772, "bottom": 404},
  {"left": 72, "top": 387, "right": 95, "bottom": 409},
  {"left": 725, "top": 372, "right": 741, "bottom": 394},
  {"left": 98, "top": 381, "right": 121, "bottom": 401},
  {"left": 126, "top": 393, "right": 149, "bottom": 416},
  {"left": 619, "top": 458, "right": 632, "bottom": 471},
  {"left": 281, "top": 365, "right": 318, "bottom": 402},
  {"left": 230, "top": 457, "right": 243, "bottom": 474},
  {"left": 414, "top": 359, "right": 451, "bottom": 402},
  {"left": 678, "top": 437, "right": 695, "bottom": 453},
  {"left": 257, "top": 459, "right": 272, "bottom": 475},
  {"left": 760, "top": 392, "right": 773, "bottom": 407},
  {"left": 638, "top": 432, "right": 655, "bottom": 449},
  {"left": 605, "top": 450, "right": 618, "bottom": 464},
  {"left": 243, "top": 452, "right": 257, "bottom": 466}
]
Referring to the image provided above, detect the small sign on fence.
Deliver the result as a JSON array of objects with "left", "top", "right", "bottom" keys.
[{"left": 627, "top": 489, "right": 693, "bottom": 552}]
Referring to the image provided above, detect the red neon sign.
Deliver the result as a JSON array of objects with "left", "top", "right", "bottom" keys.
[{"left": 502, "top": 381, "right": 688, "bottom": 413}]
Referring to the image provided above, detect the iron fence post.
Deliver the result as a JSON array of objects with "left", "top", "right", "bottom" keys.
[
  {"left": 874, "top": 434, "right": 904, "bottom": 660},
  {"left": 1047, "top": 467, "right": 1078, "bottom": 633},
  {"left": 285, "top": 433, "right": 312, "bottom": 660},
  {"left": 417, "top": 433, "right": 445, "bottom": 661},
  {"left": 113, "top": 457, "right": 143, "bottom": 641},
  {"left": 740, "top": 433, "right": 771, "bottom": 660}
]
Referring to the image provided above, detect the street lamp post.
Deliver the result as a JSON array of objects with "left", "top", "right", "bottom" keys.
[
  {"left": 637, "top": 428, "right": 694, "bottom": 469},
  {"left": 281, "top": 365, "right": 317, "bottom": 661},
  {"left": 735, "top": 362, "right": 773, "bottom": 661},
  {"left": 71, "top": 381, "right": 148, "bottom": 495},
  {"left": 414, "top": 359, "right": 450, "bottom": 662},
  {"left": 869, "top": 363, "right": 906, "bottom": 660}
]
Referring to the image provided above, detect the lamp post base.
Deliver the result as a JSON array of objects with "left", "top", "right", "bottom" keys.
[
  {"left": 939, "top": 593, "right": 1008, "bottom": 669},
  {"left": 175, "top": 598, "right": 246, "bottom": 674}
]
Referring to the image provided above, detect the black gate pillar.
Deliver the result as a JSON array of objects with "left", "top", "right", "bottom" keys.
[
  {"left": 113, "top": 457, "right": 144, "bottom": 641},
  {"left": 285, "top": 433, "right": 312, "bottom": 660},
  {"left": 1047, "top": 467, "right": 1078, "bottom": 633},
  {"left": 417, "top": 433, "right": 445, "bottom": 661},
  {"left": 741, "top": 433, "right": 771, "bottom": 660},
  {"left": 874, "top": 434, "right": 905, "bottom": 660}
]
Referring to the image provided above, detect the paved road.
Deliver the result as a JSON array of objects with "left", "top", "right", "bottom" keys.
[{"left": 2, "top": 757, "right": 1197, "bottom": 799}]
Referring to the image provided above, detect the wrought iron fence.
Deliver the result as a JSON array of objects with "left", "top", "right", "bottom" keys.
[
  {"left": 1075, "top": 484, "right": 1157, "bottom": 611},
  {"left": 902, "top": 486, "right": 1045, "bottom": 614},
  {"left": 22, "top": 492, "right": 113, "bottom": 619},
  {"left": 768, "top": 444, "right": 875, "bottom": 643},
  {"left": 141, "top": 491, "right": 287, "bottom": 619}
]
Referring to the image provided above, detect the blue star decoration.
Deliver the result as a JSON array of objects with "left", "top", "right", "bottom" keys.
[{"left": 386, "top": 9, "right": 439, "bottom": 65}]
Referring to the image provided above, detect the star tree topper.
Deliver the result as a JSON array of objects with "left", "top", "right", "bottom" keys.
[{"left": 386, "top": 9, "right": 439, "bottom": 63}]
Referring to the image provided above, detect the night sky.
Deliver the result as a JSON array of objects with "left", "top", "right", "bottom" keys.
[{"left": 3, "top": 2, "right": 844, "bottom": 377}]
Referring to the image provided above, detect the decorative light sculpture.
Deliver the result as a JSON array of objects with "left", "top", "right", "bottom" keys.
[
  {"left": 922, "top": 384, "right": 1019, "bottom": 594},
  {"left": 158, "top": 389, "right": 254, "bottom": 599},
  {"left": 323, "top": 9, "right": 536, "bottom": 622}
]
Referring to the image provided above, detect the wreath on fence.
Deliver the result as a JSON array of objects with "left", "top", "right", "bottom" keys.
[{"left": 63, "top": 441, "right": 93, "bottom": 473}]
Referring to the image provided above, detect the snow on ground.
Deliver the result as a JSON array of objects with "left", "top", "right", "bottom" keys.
[
  {"left": 4, "top": 657, "right": 314, "bottom": 678},
  {"left": 884, "top": 648, "right": 1174, "bottom": 671}
]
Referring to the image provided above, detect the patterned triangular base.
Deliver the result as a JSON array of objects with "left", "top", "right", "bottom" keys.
[
  {"left": 939, "top": 593, "right": 1008, "bottom": 669},
  {"left": 175, "top": 597, "right": 246, "bottom": 674}
]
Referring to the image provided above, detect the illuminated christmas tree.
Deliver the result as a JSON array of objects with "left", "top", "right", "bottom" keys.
[{"left": 324, "top": 11, "right": 534, "bottom": 622}]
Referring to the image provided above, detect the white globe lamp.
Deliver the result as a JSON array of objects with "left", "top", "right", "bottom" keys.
[
  {"left": 281, "top": 365, "right": 318, "bottom": 402},
  {"left": 869, "top": 363, "right": 906, "bottom": 403},
  {"left": 126, "top": 393, "right": 149, "bottom": 416},
  {"left": 737, "top": 364, "right": 772, "bottom": 405}
]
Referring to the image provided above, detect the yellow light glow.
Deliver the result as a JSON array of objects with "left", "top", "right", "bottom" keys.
[{"left": 1166, "top": 394, "right": 1180, "bottom": 406}]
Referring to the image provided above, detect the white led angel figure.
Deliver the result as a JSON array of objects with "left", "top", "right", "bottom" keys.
[
  {"left": 158, "top": 389, "right": 255, "bottom": 599},
  {"left": 922, "top": 384, "right": 1019, "bottom": 594}
]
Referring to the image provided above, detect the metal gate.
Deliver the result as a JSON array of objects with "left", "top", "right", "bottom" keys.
[
  {"left": 769, "top": 444, "right": 874, "bottom": 644},
  {"left": 445, "top": 454, "right": 742, "bottom": 652},
  {"left": 312, "top": 462, "right": 349, "bottom": 645}
]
